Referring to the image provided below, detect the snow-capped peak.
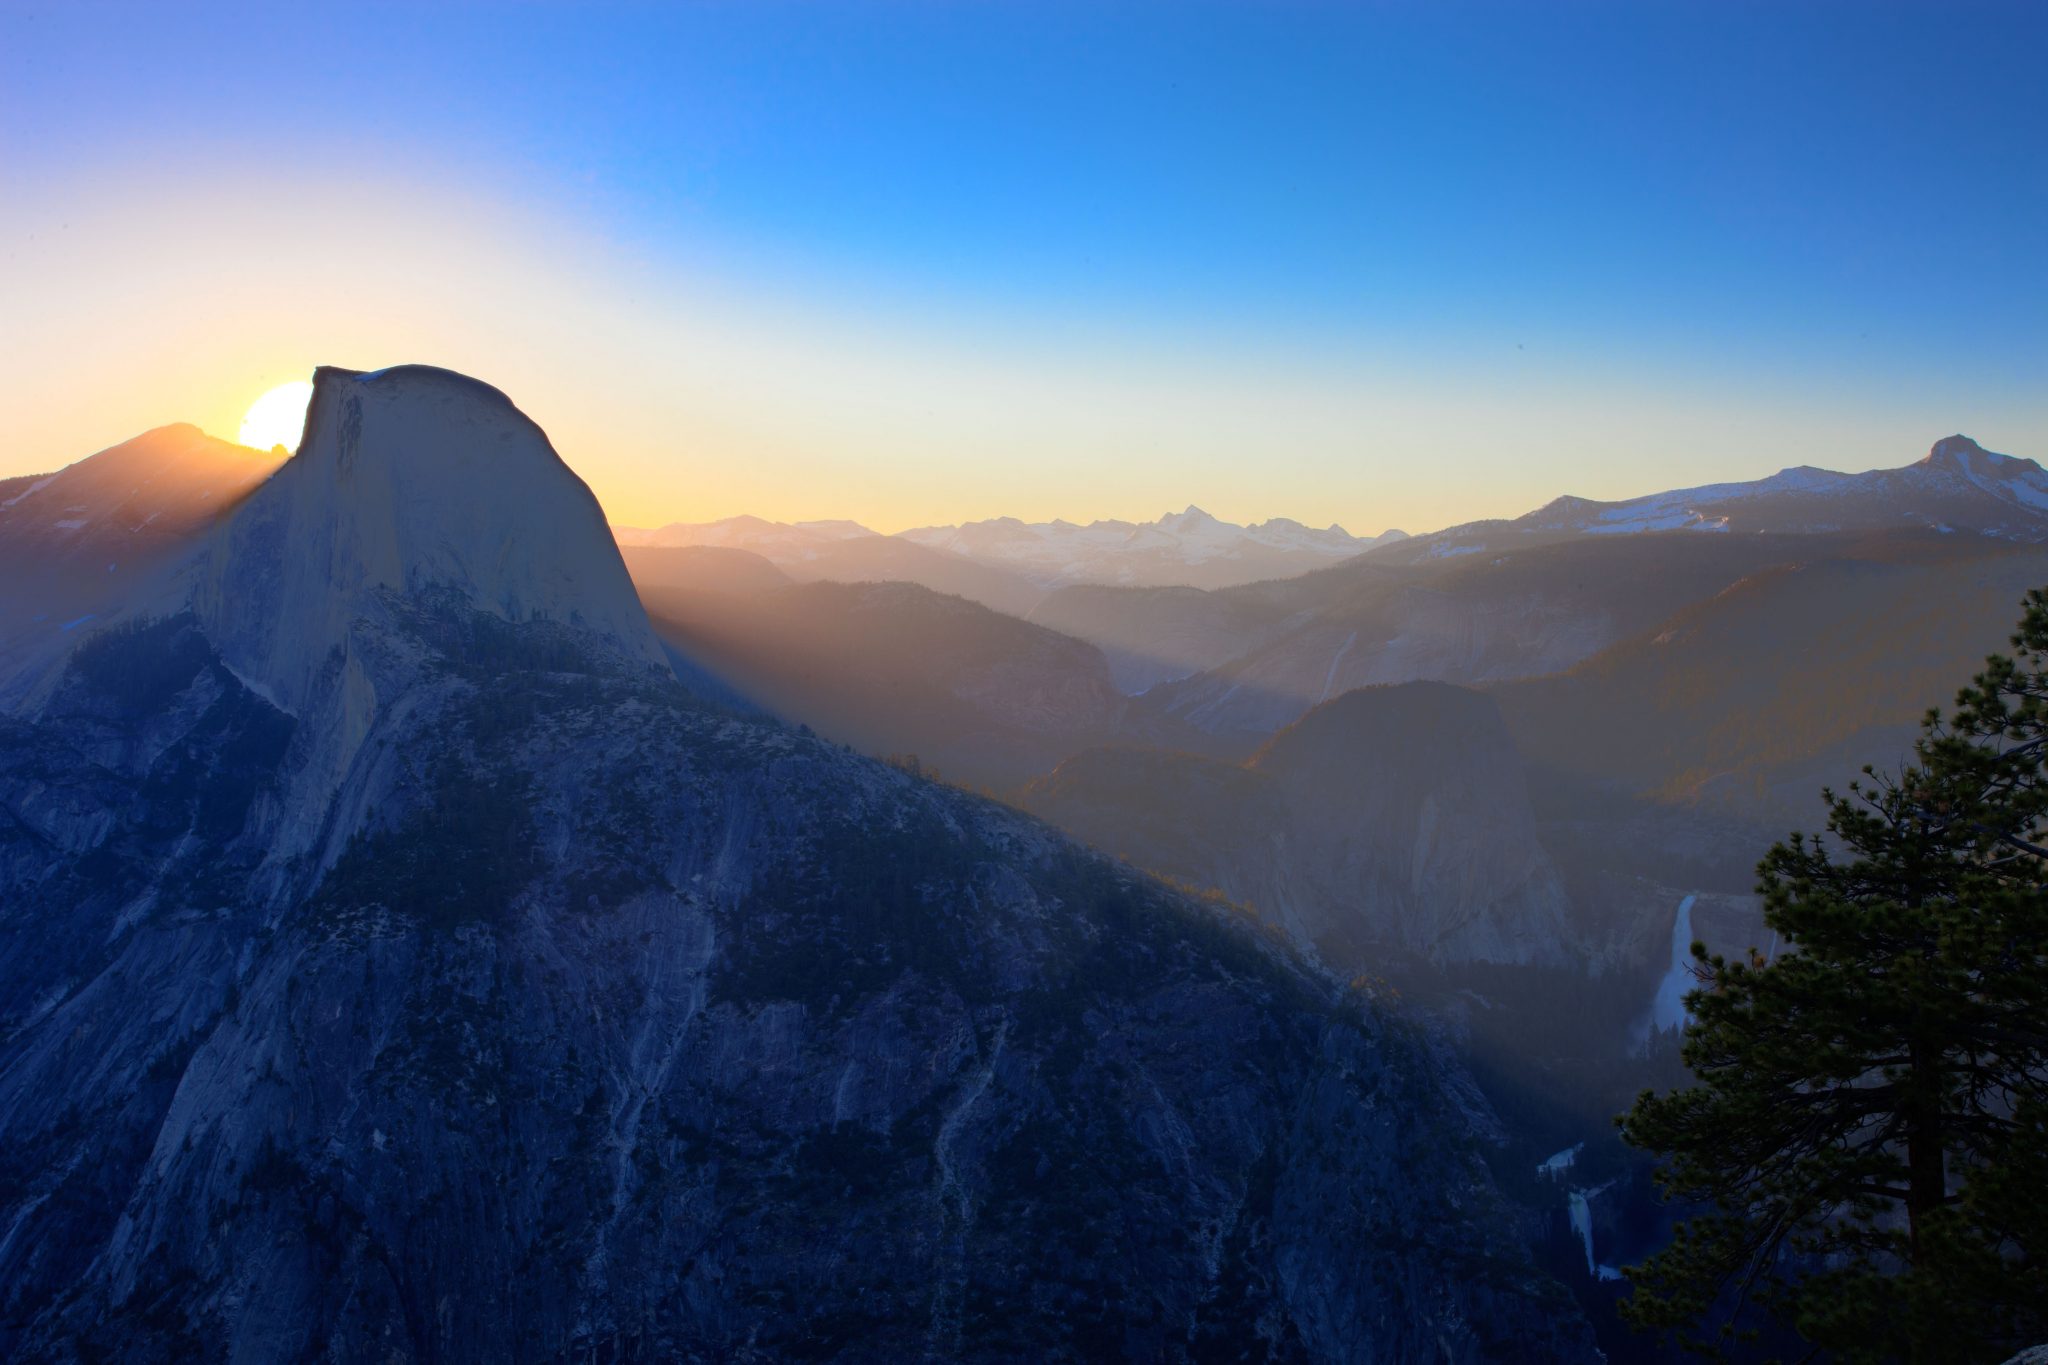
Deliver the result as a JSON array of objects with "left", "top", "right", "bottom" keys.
[
  {"left": 1922, "top": 433, "right": 1998, "bottom": 469},
  {"left": 1155, "top": 505, "right": 1222, "bottom": 532},
  {"left": 1405, "top": 434, "right": 2048, "bottom": 556},
  {"left": 897, "top": 504, "right": 1401, "bottom": 587},
  {"left": 1912, "top": 434, "right": 2048, "bottom": 513}
]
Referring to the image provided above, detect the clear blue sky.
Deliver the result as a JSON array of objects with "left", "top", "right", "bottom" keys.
[{"left": 3, "top": 1, "right": 2043, "bottom": 532}]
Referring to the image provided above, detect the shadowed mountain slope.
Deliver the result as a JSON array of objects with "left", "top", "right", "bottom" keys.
[
  {"left": 1130, "top": 530, "right": 1875, "bottom": 749},
  {"left": 1023, "top": 682, "right": 1573, "bottom": 969},
  {"left": 617, "top": 515, "right": 1045, "bottom": 616},
  {"left": 1029, "top": 581, "right": 1300, "bottom": 694},
  {"left": 619, "top": 543, "right": 795, "bottom": 595},
  {"left": 1493, "top": 534, "right": 2048, "bottom": 825},
  {"left": 641, "top": 577, "right": 1168, "bottom": 790},
  {"left": 0, "top": 424, "right": 284, "bottom": 704}
]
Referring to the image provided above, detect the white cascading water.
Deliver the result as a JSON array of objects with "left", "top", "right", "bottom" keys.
[
  {"left": 1568, "top": 1184, "right": 1626, "bottom": 1281},
  {"left": 1646, "top": 894, "right": 1697, "bottom": 1037},
  {"left": 1535, "top": 1143, "right": 1581, "bottom": 1179}
]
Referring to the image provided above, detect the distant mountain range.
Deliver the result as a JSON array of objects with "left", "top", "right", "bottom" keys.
[
  {"left": 1017, "top": 435, "right": 2043, "bottom": 703},
  {"left": 898, "top": 507, "right": 1409, "bottom": 587},
  {"left": 1394, "top": 433, "right": 2048, "bottom": 558},
  {"left": 619, "top": 522, "right": 1046, "bottom": 616},
  {"left": 614, "top": 434, "right": 2044, "bottom": 628},
  {"left": 615, "top": 505, "right": 1408, "bottom": 599}
]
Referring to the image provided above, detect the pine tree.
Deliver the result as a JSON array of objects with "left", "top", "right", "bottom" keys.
[{"left": 1618, "top": 590, "right": 2048, "bottom": 1362}]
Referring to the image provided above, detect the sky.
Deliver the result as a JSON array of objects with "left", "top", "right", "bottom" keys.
[{"left": 2, "top": 1, "right": 2043, "bottom": 536}]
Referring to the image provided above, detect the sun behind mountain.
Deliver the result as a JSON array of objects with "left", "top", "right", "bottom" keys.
[{"left": 238, "top": 379, "right": 314, "bottom": 454}]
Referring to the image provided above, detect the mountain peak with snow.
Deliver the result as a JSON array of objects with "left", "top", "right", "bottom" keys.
[
  {"left": 1397, "top": 434, "right": 2048, "bottom": 558},
  {"left": 900, "top": 506, "right": 1404, "bottom": 588},
  {"left": 1923, "top": 433, "right": 1992, "bottom": 465},
  {"left": 1919, "top": 433, "right": 2044, "bottom": 481}
]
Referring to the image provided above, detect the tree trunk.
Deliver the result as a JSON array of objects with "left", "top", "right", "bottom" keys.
[{"left": 1904, "top": 1031, "right": 1946, "bottom": 1263}]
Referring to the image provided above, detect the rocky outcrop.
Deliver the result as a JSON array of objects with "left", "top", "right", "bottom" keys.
[
  {"left": 181, "top": 364, "right": 673, "bottom": 870},
  {"left": 193, "top": 364, "right": 671, "bottom": 719}
]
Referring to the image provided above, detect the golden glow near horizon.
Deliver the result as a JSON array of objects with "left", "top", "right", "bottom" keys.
[
  {"left": 2, "top": 166, "right": 2033, "bottom": 538},
  {"left": 239, "top": 380, "right": 315, "bottom": 453}
]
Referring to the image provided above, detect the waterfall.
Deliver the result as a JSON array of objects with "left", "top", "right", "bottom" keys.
[
  {"left": 1647, "top": 894, "right": 1697, "bottom": 1035},
  {"left": 1568, "top": 1184, "right": 1626, "bottom": 1281},
  {"left": 1568, "top": 1190, "right": 1596, "bottom": 1274}
]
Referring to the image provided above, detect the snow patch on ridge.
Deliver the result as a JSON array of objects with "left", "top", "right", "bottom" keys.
[{"left": 0, "top": 475, "right": 57, "bottom": 510}]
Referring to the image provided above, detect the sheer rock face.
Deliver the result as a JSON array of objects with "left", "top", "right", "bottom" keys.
[
  {"left": 0, "top": 366, "right": 1590, "bottom": 1362},
  {"left": 193, "top": 364, "right": 670, "bottom": 719},
  {"left": 185, "top": 364, "right": 672, "bottom": 867}
]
